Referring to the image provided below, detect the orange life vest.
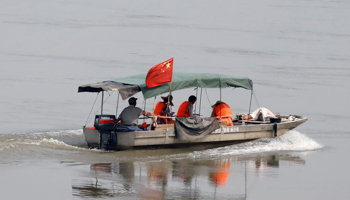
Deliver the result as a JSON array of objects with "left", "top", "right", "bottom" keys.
[
  {"left": 154, "top": 101, "right": 169, "bottom": 123},
  {"left": 213, "top": 103, "right": 233, "bottom": 126},
  {"left": 177, "top": 101, "right": 193, "bottom": 118},
  {"left": 154, "top": 102, "right": 166, "bottom": 116}
]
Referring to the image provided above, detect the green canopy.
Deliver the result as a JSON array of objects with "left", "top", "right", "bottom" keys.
[{"left": 78, "top": 72, "right": 253, "bottom": 100}]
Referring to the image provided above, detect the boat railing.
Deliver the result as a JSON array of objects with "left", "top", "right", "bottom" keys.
[
  {"left": 135, "top": 114, "right": 301, "bottom": 131},
  {"left": 154, "top": 124, "right": 175, "bottom": 131}
]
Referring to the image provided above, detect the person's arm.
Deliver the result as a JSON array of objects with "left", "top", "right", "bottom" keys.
[
  {"left": 116, "top": 110, "right": 123, "bottom": 123},
  {"left": 142, "top": 110, "right": 152, "bottom": 117},
  {"left": 188, "top": 104, "right": 193, "bottom": 117},
  {"left": 116, "top": 117, "right": 122, "bottom": 123}
]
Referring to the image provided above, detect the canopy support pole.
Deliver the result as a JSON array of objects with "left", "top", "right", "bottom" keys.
[
  {"left": 84, "top": 92, "right": 99, "bottom": 126},
  {"left": 195, "top": 87, "right": 198, "bottom": 113},
  {"left": 219, "top": 80, "right": 222, "bottom": 121},
  {"left": 199, "top": 87, "right": 203, "bottom": 115},
  {"left": 248, "top": 89, "right": 253, "bottom": 115},
  {"left": 143, "top": 99, "right": 146, "bottom": 123},
  {"left": 116, "top": 92, "right": 120, "bottom": 117},
  {"left": 101, "top": 91, "right": 104, "bottom": 115}
]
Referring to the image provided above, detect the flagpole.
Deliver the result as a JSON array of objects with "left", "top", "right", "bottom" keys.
[
  {"left": 152, "top": 96, "right": 157, "bottom": 128},
  {"left": 152, "top": 96, "right": 157, "bottom": 114},
  {"left": 166, "top": 82, "right": 173, "bottom": 124},
  {"left": 145, "top": 57, "right": 174, "bottom": 126},
  {"left": 168, "top": 82, "right": 172, "bottom": 96}
]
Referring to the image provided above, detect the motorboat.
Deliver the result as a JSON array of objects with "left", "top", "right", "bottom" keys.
[{"left": 78, "top": 72, "right": 307, "bottom": 150}]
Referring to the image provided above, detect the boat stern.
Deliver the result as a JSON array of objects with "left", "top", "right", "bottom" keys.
[{"left": 83, "top": 127, "right": 100, "bottom": 148}]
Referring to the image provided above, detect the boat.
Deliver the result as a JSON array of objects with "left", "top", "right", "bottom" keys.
[{"left": 78, "top": 72, "right": 307, "bottom": 151}]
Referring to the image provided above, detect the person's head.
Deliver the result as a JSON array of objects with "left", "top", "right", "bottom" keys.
[
  {"left": 188, "top": 95, "right": 197, "bottom": 103},
  {"left": 161, "top": 95, "right": 174, "bottom": 106},
  {"left": 128, "top": 97, "right": 137, "bottom": 106},
  {"left": 212, "top": 100, "right": 224, "bottom": 108}
]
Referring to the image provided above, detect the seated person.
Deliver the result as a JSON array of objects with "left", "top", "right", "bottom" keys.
[
  {"left": 211, "top": 101, "right": 233, "bottom": 126},
  {"left": 177, "top": 95, "right": 197, "bottom": 118},
  {"left": 153, "top": 95, "right": 175, "bottom": 124},
  {"left": 116, "top": 97, "right": 151, "bottom": 130}
]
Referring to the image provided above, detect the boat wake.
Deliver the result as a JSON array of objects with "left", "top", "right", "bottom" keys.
[
  {"left": 142, "top": 130, "right": 323, "bottom": 161},
  {"left": 188, "top": 130, "right": 323, "bottom": 159},
  {"left": 1, "top": 130, "right": 323, "bottom": 163},
  {"left": 0, "top": 129, "right": 89, "bottom": 153}
]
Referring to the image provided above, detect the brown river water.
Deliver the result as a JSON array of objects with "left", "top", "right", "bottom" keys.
[{"left": 1, "top": 0, "right": 350, "bottom": 199}]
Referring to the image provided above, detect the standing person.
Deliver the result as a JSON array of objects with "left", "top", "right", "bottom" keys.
[
  {"left": 116, "top": 97, "right": 151, "bottom": 128},
  {"left": 211, "top": 101, "right": 233, "bottom": 126},
  {"left": 177, "top": 95, "right": 197, "bottom": 118},
  {"left": 153, "top": 95, "right": 174, "bottom": 124}
]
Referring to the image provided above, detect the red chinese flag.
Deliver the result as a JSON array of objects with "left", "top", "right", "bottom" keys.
[{"left": 146, "top": 58, "right": 174, "bottom": 88}]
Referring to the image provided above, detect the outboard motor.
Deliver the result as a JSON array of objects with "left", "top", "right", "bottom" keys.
[{"left": 94, "top": 115, "right": 117, "bottom": 150}]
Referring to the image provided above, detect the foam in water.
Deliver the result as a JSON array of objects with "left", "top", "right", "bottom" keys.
[
  {"left": 188, "top": 131, "right": 323, "bottom": 159},
  {"left": 131, "top": 131, "right": 323, "bottom": 162},
  {"left": 0, "top": 144, "right": 16, "bottom": 151},
  {"left": 0, "top": 129, "right": 88, "bottom": 152},
  {"left": 37, "top": 138, "right": 89, "bottom": 151}
]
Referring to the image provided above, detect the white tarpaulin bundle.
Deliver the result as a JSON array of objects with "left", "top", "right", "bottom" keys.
[{"left": 250, "top": 107, "right": 276, "bottom": 121}]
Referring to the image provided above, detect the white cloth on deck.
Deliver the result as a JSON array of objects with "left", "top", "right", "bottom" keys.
[{"left": 250, "top": 107, "right": 276, "bottom": 121}]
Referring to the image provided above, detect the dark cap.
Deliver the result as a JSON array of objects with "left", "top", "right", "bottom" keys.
[
  {"left": 128, "top": 97, "right": 137, "bottom": 105},
  {"left": 188, "top": 95, "right": 197, "bottom": 103}
]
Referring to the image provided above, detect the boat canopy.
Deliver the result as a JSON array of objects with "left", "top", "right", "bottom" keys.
[{"left": 78, "top": 72, "right": 253, "bottom": 100}]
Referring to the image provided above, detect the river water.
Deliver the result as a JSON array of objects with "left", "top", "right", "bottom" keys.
[{"left": 1, "top": 0, "right": 349, "bottom": 199}]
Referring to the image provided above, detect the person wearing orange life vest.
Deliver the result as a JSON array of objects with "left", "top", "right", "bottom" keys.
[
  {"left": 211, "top": 101, "right": 233, "bottom": 126},
  {"left": 177, "top": 95, "right": 197, "bottom": 118},
  {"left": 153, "top": 95, "right": 174, "bottom": 124}
]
